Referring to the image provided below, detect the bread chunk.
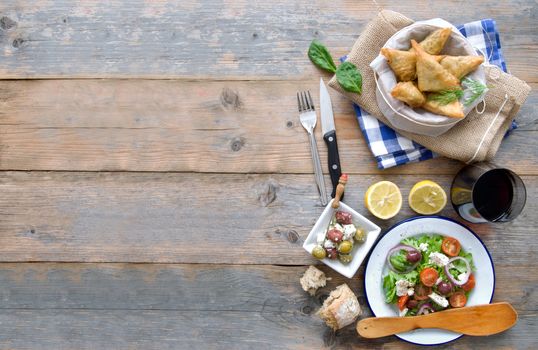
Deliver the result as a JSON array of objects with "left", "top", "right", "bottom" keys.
[
  {"left": 317, "top": 284, "right": 362, "bottom": 330},
  {"left": 300, "top": 265, "right": 328, "bottom": 296}
]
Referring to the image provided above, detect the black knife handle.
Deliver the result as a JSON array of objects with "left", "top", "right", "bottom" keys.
[{"left": 323, "top": 130, "right": 342, "bottom": 199}]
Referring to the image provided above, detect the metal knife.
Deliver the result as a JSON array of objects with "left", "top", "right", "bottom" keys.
[{"left": 320, "top": 78, "right": 342, "bottom": 199}]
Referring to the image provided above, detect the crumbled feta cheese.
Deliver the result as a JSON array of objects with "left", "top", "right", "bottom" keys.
[
  {"left": 395, "top": 279, "right": 415, "bottom": 297},
  {"left": 407, "top": 288, "right": 415, "bottom": 296},
  {"left": 428, "top": 292, "right": 449, "bottom": 308},
  {"left": 399, "top": 307, "right": 408, "bottom": 317},
  {"left": 342, "top": 224, "right": 356, "bottom": 240},
  {"left": 429, "top": 252, "right": 450, "bottom": 267},
  {"left": 435, "top": 277, "right": 443, "bottom": 285},
  {"left": 334, "top": 223, "right": 344, "bottom": 232},
  {"left": 316, "top": 231, "right": 327, "bottom": 244},
  {"left": 419, "top": 243, "right": 429, "bottom": 252},
  {"left": 323, "top": 240, "right": 336, "bottom": 249}
]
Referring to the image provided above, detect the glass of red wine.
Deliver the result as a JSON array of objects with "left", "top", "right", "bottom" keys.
[{"left": 451, "top": 163, "right": 526, "bottom": 223}]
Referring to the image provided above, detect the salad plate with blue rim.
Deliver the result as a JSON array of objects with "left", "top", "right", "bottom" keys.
[{"left": 364, "top": 216, "right": 495, "bottom": 346}]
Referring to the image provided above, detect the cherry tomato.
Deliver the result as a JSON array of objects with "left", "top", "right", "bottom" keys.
[
  {"left": 398, "top": 295, "right": 409, "bottom": 311},
  {"left": 449, "top": 291, "right": 467, "bottom": 308},
  {"left": 420, "top": 267, "right": 439, "bottom": 287},
  {"left": 414, "top": 283, "right": 432, "bottom": 301},
  {"left": 462, "top": 274, "right": 476, "bottom": 292},
  {"left": 442, "top": 237, "right": 461, "bottom": 257}
]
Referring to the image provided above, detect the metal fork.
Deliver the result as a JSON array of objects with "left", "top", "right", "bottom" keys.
[{"left": 297, "top": 91, "right": 328, "bottom": 206}]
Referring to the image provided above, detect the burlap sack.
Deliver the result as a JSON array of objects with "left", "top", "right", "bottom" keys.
[{"left": 328, "top": 10, "right": 531, "bottom": 163}]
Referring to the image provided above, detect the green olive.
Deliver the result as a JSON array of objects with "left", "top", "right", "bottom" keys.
[
  {"left": 354, "top": 228, "right": 366, "bottom": 243},
  {"left": 338, "top": 240, "right": 353, "bottom": 254},
  {"left": 312, "top": 245, "right": 327, "bottom": 259},
  {"left": 339, "top": 254, "right": 353, "bottom": 264}
]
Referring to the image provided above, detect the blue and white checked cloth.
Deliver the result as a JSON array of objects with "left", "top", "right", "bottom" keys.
[{"left": 348, "top": 19, "right": 511, "bottom": 169}]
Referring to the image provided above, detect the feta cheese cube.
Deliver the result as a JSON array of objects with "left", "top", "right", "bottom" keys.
[
  {"left": 407, "top": 288, "right": 414, "bottom": 296},
  {"left": 419, "top": 243, "right": 429, "bottom": 252},
  {"left": 323, "top": 240, "right": 336, "bottom": 249},
  {"left": 342, "top": 224, "right": 357, "bottom": 240},
  {"left": 399, "top": 307, "right": 408, "bottom": 317},
  {"left": 395, "top": 279, "right": 415, "bottom": 297},
  {"left": 428, "top": 292, "right": 449, "bottom": 308},
  {"left": 316, "top": 231, "right": 327, "bottom": 245},
  {"left": 429, "top": 252, "right": 450, "bottom": 267}
]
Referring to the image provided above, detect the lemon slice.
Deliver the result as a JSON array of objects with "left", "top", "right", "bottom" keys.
[
  {"left": 409, "top": 180, "right": 447, "bottom": 215},
  {"left": 365, "top": 181, "right": 402, "bottom": 219}
]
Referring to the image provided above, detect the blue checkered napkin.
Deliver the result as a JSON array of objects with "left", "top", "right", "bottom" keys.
[{"left": 349, "top": 19, "right": 510, "bottom": 169}]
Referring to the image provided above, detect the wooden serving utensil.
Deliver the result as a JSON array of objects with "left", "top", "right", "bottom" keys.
[
  {"left": 357, "top": 302, "right": 517, "bottom": 338},
  {"left": 331, "top": 174, "right": 348, "bottom": 209}
]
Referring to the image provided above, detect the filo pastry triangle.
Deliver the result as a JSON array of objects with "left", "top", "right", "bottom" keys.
[
  {"left": 440, "top": 55, "right": 485, "bottom": 79},
  {"left": 391, "top": 81, "right": 426, "bottom": 107},
  {"left": 381, "top": 48, "right": 443, "bottom": 81},
  {"left": 422, "top": 96, "right": 464, "bottom": 118},
  {"left": 409, "top": 27, "right": 452, "bottom": 55},
  {"left": 412, "top": 40, "right": 460, "bottom": 92}
]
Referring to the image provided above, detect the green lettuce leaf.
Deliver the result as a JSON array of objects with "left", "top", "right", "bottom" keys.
[
  {"left": 382, "top": 270, "right": 419, "bottom": 304},
  {"left": 389, "top": 250, "right": 409, "bottom": 272},
  {"left": 383, "top": 273, "right": 397, "bottom": 303},
  {"left": 401, "top": 237, "right": 419, "bottom": 249}
]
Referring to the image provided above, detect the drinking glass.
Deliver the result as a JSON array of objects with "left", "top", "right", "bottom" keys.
[{"left": 451, "top": 162, "right": 526, "bottom": 223}]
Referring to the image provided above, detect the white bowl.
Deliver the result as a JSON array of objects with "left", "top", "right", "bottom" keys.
[
  {"left": 303, "top": 200, "right": 381, "bottom": 278},
  {"left": 364, "top": 216, "right": 495, "bottom": 346},
  {"left": 370, "top": 18, "right": 487, "bottom": 136}
]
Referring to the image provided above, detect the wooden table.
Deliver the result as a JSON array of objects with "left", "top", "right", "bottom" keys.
[{"left": 0, "top": 1, "right": 536, "bottom": 348}]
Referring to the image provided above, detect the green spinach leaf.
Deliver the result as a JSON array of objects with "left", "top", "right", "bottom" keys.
[
  {"left": 308, "top": 40, "right": 337, "bottom": 73},
  {"left": 336, "top": 62, "right": 362, "bottom": 94}
]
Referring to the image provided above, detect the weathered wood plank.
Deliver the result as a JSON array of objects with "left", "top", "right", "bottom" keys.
[
  {"left": 0, "top": 263, "right": 534, "bottom": 312},
  {"left": 0, "top": 263, "right": 534, "bottom": 349},
  {"left": 0, "top": 80, "right": 536, "bottom": 174},
  {"left": 0, "top": 172, "right": 536, "bottom": 264},
  {"left": 0, "top": 308, "right": 535, "bottom": 350},
  {"left": 0, "top": 1, "right": 536, "bottom": 82}
]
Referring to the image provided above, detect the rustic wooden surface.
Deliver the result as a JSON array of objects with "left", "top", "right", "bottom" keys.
[{"left": 0, "top": 0, "right": 537, "bottom": 349}]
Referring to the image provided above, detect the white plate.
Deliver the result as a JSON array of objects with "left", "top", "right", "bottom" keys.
[
  {"left": 303, "top": 200, "right": 381, "bottom": 278},
  {"left": 364, "top": 216, "right": 495, "bottom": 346}
]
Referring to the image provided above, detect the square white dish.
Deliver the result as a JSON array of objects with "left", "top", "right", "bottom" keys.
[{"left": 303, "top": 199, "right": 381, "bottom": 278}]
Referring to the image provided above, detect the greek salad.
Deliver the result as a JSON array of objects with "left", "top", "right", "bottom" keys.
[{"left": 382, "top": 234, "right": 476, "bottom": 317}]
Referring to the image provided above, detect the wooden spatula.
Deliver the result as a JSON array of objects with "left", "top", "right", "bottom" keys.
[{"left": 357, "top": 302, "right": 517, "bottom": 338}]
